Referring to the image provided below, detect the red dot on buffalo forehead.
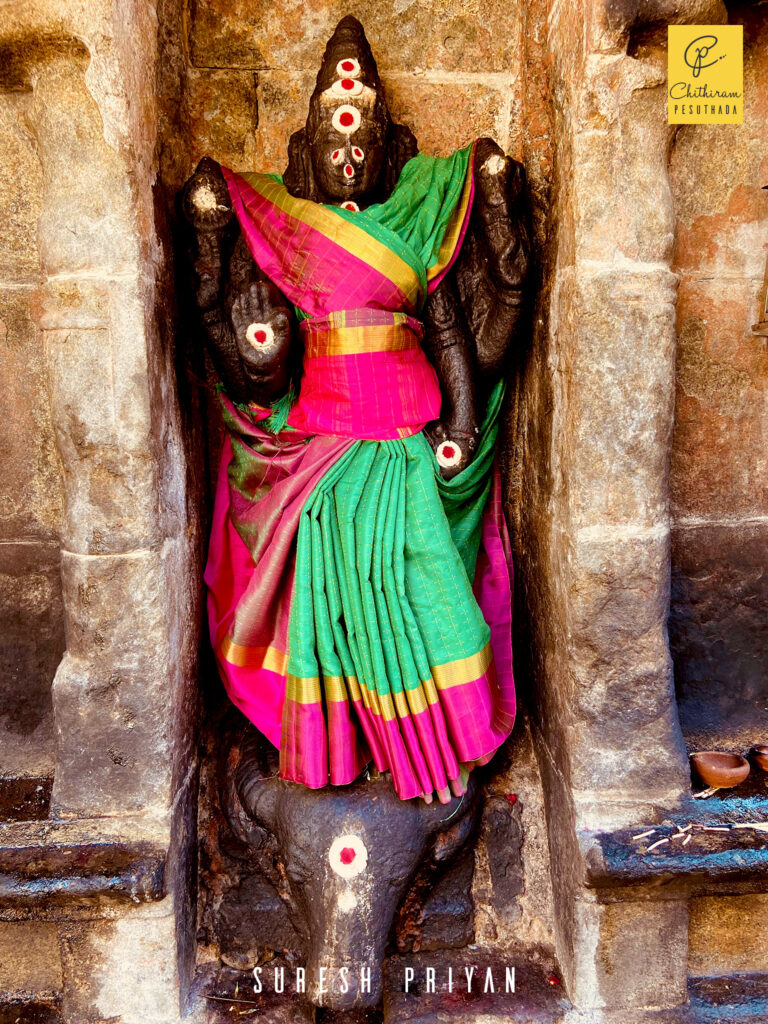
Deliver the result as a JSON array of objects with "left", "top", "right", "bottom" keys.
[{"left": 340, "top": 112, "right": 354, "bottom": 126}]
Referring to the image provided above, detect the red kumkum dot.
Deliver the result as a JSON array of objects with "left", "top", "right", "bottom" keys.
[
  {"left": 339, "top": 111, "right": 354, "bottom": 127},
  {"left": 442, "top": 445, "right": 455, "bottom": 459},
  {"left": 342, "top": 60, "right": 355, "bottom": 72},
  {"left": 340, "top": 847, "right": 356, "bottom": 865},
  {"left": 254, "top": 329, "right": 267, "bottom": 344},
  {"left": 341, "top": 78, "right": 355, "bottom": 90},
  {"left": 344, "top": 164, "right": 354, "bottom": 177},
  {"left": 505, "top": 793, "right": 517, "bottom": 806}
]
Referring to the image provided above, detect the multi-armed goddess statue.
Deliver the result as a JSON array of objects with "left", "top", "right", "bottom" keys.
[{"left": 181, "top": 16, "right": 530, "bottom": 807}]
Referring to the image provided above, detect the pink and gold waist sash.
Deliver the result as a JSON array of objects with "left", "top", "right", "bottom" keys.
[{"left": 286, "top": 309, "right": 441, "bottom": 440}]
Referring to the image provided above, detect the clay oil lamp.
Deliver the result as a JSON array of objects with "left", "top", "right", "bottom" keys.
[
  {"left": 750, "top": 745, "right": 768, "bottom": 772},
  {"left": 690, "top": 751, "right": 750, "bottom": 798}
]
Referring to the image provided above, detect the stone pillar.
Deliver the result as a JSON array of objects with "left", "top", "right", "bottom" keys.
[
  {"left": 0, "top": 1, "right": 201, "bottom": 1019},
  {"left": 511, "top": 0, "right": 726, "bottom": 1011}
]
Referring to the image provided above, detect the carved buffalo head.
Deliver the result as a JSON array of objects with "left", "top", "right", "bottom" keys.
[{"left": 222, "top": 726, "right": 480, "bottom": 1009}]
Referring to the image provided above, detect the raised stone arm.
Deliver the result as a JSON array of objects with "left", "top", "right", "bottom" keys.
[
  {"left": 423, "top": 138, "right": 530, "bottom": 478},
  {"left": 457, "top": 137, "right": 531, "bottom": 388},
  {"left": 460, "top": 138, "right": 532, "bottom": 385},
  {"left": 179, "top": 157, "right": 295, "bottom": 406},
  {"left": 422, "top": 275, "right": 479, "bottom": 480}
]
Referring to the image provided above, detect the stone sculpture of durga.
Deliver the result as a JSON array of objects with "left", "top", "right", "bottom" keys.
[{"left": 181, "top": 16, "right": 530, "bottom": 806}]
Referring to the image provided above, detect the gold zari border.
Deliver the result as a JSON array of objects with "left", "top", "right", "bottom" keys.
[
  {"left": 303, "top": 323, "right": 419, "bottom": 358},
  {"left": 239, "top": 173, "right": 421, "bottom": 309},
  {"left": 219, "top": 637, "right": 287, "bottom": 675},
  {"left": 427, "top": 147, "right": 475, "bottom": 284},
  {"left": 220, "top": 635, "right": 493, "bottom": 717}
]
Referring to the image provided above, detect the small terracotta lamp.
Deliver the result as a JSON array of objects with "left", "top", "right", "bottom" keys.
[
  {"left": 750, "top": 745, "right": 768, "bottom": 772},
  {"left": 752, "top": 184, "right": 768, "bottom": 337},
  {"left": 690, "top": 751, "right": 750, "bottom": 798}
]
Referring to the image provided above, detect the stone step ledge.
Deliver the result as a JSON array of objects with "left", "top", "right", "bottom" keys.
[
  {"left": 581, "top": 798, "right": 768, "bottom": 901},
  {"left": 0, "top": 817, "right": 166, "bottom": 912}
]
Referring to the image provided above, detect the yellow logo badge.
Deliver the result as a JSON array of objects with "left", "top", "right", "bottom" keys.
[{"left": 668, "top": 25, "right": 743, "bottom": 124}]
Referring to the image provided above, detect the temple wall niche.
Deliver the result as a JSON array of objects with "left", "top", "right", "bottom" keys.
[
  {"left": 180, "top": 0, "right": 560, "bottom": 983},
  {"left": 0, "top": 0, "right": 766, "bottom": 1019},
  {"left": 668, "top": 3, "right": 768, "bottom": 754}
]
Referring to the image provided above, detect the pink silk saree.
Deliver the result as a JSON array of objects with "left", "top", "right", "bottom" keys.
[{"left": 205, "top": 143, "right": 516, "bottom": 800}]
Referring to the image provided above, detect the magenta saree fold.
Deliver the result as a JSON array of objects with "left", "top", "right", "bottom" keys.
[{"left": 206, "top": 145, "right": 516, "bottom": 799}]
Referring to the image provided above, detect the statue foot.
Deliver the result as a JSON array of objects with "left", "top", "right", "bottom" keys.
[
  {"left": 450, "top": 766, "right": 471, "bottom": 798},
  {"left": 429, "top": 766, "right": 472, "bottom": 805},
  {"left": 395, "top": 761, "right": 492, "bottom": 804}
]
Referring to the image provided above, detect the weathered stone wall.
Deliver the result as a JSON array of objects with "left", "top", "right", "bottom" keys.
[
  {"left": 666, "top": 5, "right": 768, "bottom": 991},
  {"left": 0, "top": 0, "right": 203, "bottom": 1020},
  {"left": 504, "top": 0, "right": 768, "bottom": 1011},
  {"left": 0, "top": 43, "right": 62, "bottom": 787},
  {"left": 668, "top": 3, "right": 768, "bottom": 753},
  {"left": 184, "top": 0, "right": 525, "bottom": 171}
]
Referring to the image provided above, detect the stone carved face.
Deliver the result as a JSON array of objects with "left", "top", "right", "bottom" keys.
[
  {"left": 309, "top": 113, "right": 387, "bottom": 204},
  {"left": 282, "top": 15, "right": 412, "bottom": 208}
]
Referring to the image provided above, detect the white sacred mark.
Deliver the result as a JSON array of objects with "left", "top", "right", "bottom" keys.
[
  {"left": 245, "top": 322, "right": 275, "bottom": 349},
  {"left": 336, "top": 57, "right": 361, "bottom": 78},
  {"left": 338, "top": 890, "right": 358, "bottom": 912},
  {"left": 192, "top": 183, "right": 229, "bottom": 214},
  {"left": 436, "top": 440, "right": 462, "bottom": 468},
  {"left": 483, "top": 153, "right": 506, "bottom": 176},
  {"left": 331, "top": 105, "right": 361, "bottom": 135},
  {"left": 328, "top": 835, "right": 368, "bottom": 879},
  {"left": 330, "top": 78, "right": 364, "bottom": 98}
]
